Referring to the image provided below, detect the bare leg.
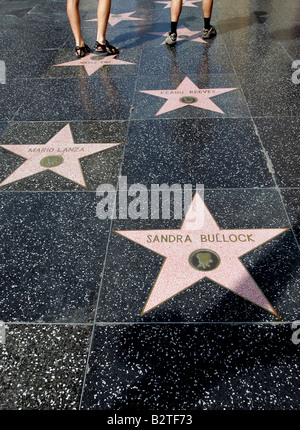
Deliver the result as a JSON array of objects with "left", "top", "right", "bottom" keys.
[
  {"left": 202, "top": 0, "right": 213, "bottom": 19},
  {"left": 96, "top": 0, "right": 111, "bottom": 44},
  {"left": 170, "top": 0, "right": 183, "bottom": 23},
  {"left": 202, "top": 0, "right": 216, "bottom": 38},
  {"left": 165, "top": 0, "right": 182, "bottom": 44},
  {"left": 67, "top": 0, "right": 84, "bottom": 47}
]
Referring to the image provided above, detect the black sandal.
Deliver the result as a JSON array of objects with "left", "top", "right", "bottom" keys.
[
  {"left": 94, "top": 40, "right": 119, "bottom": 55},
  {"left": 75, "top": 43, "right": 90, "bottom": 58}
]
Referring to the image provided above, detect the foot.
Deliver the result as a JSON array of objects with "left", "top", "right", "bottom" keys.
[
  {"left": 94, "top": 40, "right": 119, "bottom": 55},
  {"left": 75, "top": 43, "right": 90, "bottom": 58},
  {"left": 165, "top": 32, "right": 177, "bottom": 46},
  {"left": 202, "top": 26, "right": 217, "bottom": 39}
]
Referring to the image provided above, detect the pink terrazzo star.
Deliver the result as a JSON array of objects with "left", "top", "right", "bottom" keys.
[
  {"left": 54, "top": 53, "right": 134, "bottom": 76},
  {"left": 154, "top": 0, "right": 202, "bottom": 8},
  {"left": 115, "top": 192, "right": 288, "bottom": 316},
  {"left": 140, "top": 76, "right": 238, "bottom": 116},
  {"left": 150, "top": 25, "right": 207, "bottom": 44},
  {"left": 0, "top": 124, "right": 121, "bottom": 187},
  {"left": 86, "top": 11, "right": 144, "bottom": 26}
]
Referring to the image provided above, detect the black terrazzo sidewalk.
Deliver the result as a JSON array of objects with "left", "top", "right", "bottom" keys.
[{"left": 0, "top": 0, "right": 300, "bottom": 412}]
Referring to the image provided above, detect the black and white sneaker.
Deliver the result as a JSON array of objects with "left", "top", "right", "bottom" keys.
[
  {"left": 202, "top": 26, "right": 217, "bottom": 39},
  {"left": 165, "top": 32, "right": 177, "bottom": 45}
]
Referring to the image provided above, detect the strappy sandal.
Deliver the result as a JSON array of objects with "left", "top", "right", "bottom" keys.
[
  {"left": 94, "top": 40, "right": 119, "bottom": 55},
  {"left": 75, "top": 43, "right": 90, "bottom": 58}
]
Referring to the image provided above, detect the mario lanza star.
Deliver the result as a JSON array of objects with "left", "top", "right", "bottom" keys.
[
  {"left": 86, "top": 11, "right": 144, "bottom": 26},
  {"left": 140, "top": 76, "right": 238, "bottom": 116},
  {"left": 115, "top": 192, "right": 288, "bottom": 316},
  {"left": 55, "top": 53, "right": 134, "bottom": 76},
  {"left": 150, "top": 25, "right": 207, "bottom": 44},
  {"left": 0, "top": 124, "right": 121, "bottom": 187},
  {"left": 154, "top": 0, "right": 202, "bottom": 9}
]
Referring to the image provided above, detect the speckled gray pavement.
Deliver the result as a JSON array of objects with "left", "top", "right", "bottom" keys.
[{"left": 0, "top": 0, "right": 300, "bottom": 411}]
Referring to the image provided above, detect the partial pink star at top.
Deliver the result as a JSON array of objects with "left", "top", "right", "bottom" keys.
[
  {"left": 140, "top": 76, "right": 238, "bottom": 116},
  {"left": 154, "top": 0, "right": 202, "bottom": 8},
  {"left": 150, "top": 25, "right": 207, "bottom": 44},
  {"left": 109, "top": 11, "right": 144, "bottom": 26},
  {"left": 54, "top": 53, "right": 134, "bottom": 76},
  {"left": 115, "top": 192, "right": 288, "bottom": 316},
  {"left": 86, "top": 11, "right": 144, "bottom": 26},
  {"left": 0, "top": 124, "right": 121, "bottom": 188}
]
